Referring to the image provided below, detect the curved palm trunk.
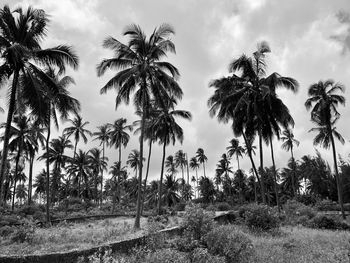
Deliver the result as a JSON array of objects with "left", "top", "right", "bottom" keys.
[
  {"left": 203, "top": 163, "right": 206, "bottom": 178},
  {"left": 141, "top": 139, "right": 152, "bottom": 215},
  {"left": 290, "top": 146, "right": 296, "bottom": 197},
  {"left": 28, "top": 154, "right": 34, "bottom": 205},
  {"left": 134, "top": 87, "right": 146, "bottom": 229},
  {"left": 269, "top": 135, "right": 280, "bottom": 212},
  {"left": 73, "top": 140, "right": 78, "bottom": 159},
  {"left": 186, "top": 155, "right": 190, "bottom": 185},
  {"left": 258, "top": 131, "right": 267, "bottom": 204},
  {"left": 46, "top": 116, "right": 51, "bottom": 224},
  {"left": 195, "top": 168, "right": 199, "bottom": 198},
  {"left": 243, "top": 133, "right": 263, "bottom": 203},
  {"left": 119, "top": 144, "right": 122, "bottom": 164},
  {"left": 0, "top": 71, "right": 19, "bottom": 204},
  {"left": 330, "top": 130, "right": 346, "bottom": 219},
  {"left": 157, "top": 141, "right": 167, "bottom": 215},
  {"left": 237, "top": 155, "right": 240, "bottom": 170}
]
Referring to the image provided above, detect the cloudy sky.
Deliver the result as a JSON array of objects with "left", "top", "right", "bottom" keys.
[{"left": 1, "top": 0, "right": 350, "bottom": 182}]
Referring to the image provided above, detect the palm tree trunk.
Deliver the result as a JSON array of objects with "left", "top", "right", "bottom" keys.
[
  {"left": 101, "top": 142, "right": 105, "bottom": 204},
  {"left": 73, "top": 140, "right": 78, "bottom": 159},
  {"left": 46, "top": 116, "right": 51, "bottom": 224},
  {"left": 258, "top": 131, "right": 267, "bottom": 204},
  {"left": 330, "top": 130, "right": 346, "bottom": 219},
  {"left": 119, "top": 144, "right": 122, "bottom": 164},
  {"left": 28, "top": 154, "right": 34, "bottom": 205},
  {"left": 290, "top": 146, "right": 296, "bottom": 197},
  {"left": 269, "top": 135, "right": 280, "bottom": 212},
  {"left": 237, "top": 155, "right": 240, "bottom": 170},
  {"left": 243, "top": 133, "right": 264, "bottom": 203},
  {"left": 195, "top": 169, "right": 199, "bottom": 198},
  {"left": 186, "top": 154, "right": 190, "bottom": 185},
  {"left": 0, "top": 71, "right": 19, "bottom": 204},
  {"left": 141, "top": 139, "right": 152, "bottom": 215},
  {"left": 157, "top": 141, "right": 167, "bottom": 215},
  {"left": 134, "top": 86, "right": 146, "bottom": 229},
  {"left": 12, "top": 147, "right": 21, "bottom": 211}
]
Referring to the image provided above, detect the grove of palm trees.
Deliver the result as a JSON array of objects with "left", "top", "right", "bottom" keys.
[{"left": 1, "top": 2, "right": 350, "bottom": 263}]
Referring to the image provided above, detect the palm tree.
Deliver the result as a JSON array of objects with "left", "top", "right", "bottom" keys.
[
  {"left": 127, "top": 149, "right": 143, "bottom": 178},
  {"left": 281, "top": 128, "right": 300, "bottom": 196},
  {"left": 64, "top": 114, "right": 92, "bottom": 159},
  {"left": 108, "top": 118, "right": 133, "bottom": 164},
  {"left": 109, "top": 161, "right": 127, "bottom": 213},
  {"left": 39, "top": 68, "right": 80, "bottom": 223},
  {"left": 196, "top": 148, "right": 208, "bottom": 178},
  {"left": 152, "top": 104, "right": 191, "bottom": 214},
  {"left": 208, "top": 41, "right": 298, "bottom": 204},
  {"left": 165, "top": 155, "right": 178, "bottom": 176},
  {"left": 88, "top": 148, "right": 108, "bottom": 203},
  {"left": 0, "top": 6, "right": 79, "bottom": 201},
  {"left": 34, "top": 169, "right": 46, "bottom": 202},
  {"left": 175, "top": 150, "right": 187, "bottom": 183},
  {"left": 305, "top": 80, "right": 346, "bottom": 219},
  {"left": 93, "top": 124, "right": 110, "bottom": 203},
  {"left": 189, "top": 157, "right": 200, "bottom": 197},
  {"left": 97, "top": 24, "right": 182, "bottom": 228},
  {"left": 226, "top": 138, "right": 245, "bottom": 170}
]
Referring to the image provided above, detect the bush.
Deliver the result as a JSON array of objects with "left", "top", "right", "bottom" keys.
[
  {"left": 191, "top": 248, "right": 224, "bottom": 263},
  {"left": 295, "top": 194, "right": 317, "bottom": 206},
  {"left": 308, "top": 215, "right": 350, "bottom": 230},
  {"left": 182, "top": 204, "right": 214, "bottom": 241},
  {"left": 216, "top": 202, "right": 232, "bottom": 211},
  {"left": 241, "top": 204, "right": 280, "bottom": 231},
  {"left": 283, "top": 200, "right": 316, "bottom": 225},
  {"left": 0, "top": 225, "right": 14, "bottom": 236},
  {"left": 11, "top": 222, "right": 36, "bottom": 243},
  {"left": 174, "top": 202, "right": 186, "bottom": 212},
  {"left": 205, "top": 225, "right": 254, "bottom": 262},
  {"left": 144, "top": 248, "right": 189, "bottom": 263}
]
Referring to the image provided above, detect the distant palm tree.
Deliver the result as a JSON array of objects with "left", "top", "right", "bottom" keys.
[
  {"left": 109, "top": 161, "right": 127, "bottom": 213},
  {"left": 34, "top": 169, "right": 47, "bottom": 202},
  {"left": 97, "top": 24, "right": 182, "bottom": 228},
  {"left": 163, "top": 175, "right": 181, "bottom": 207},
  {"left": 281, "top": 128, "right": 300, "bottom": 196},
  {"left": 127, "top": 150, "right": 144, "bottom": 178},
  {"left": 226, "top": 138, "right": 245, "bottom": 170},
  {"left": 165, "top": 155, "right": 178, "bottom": 177},
  {"left": 93, "top": 124, "right": 110, "bottom": 203},
  {"left": 152, "top": 103, "right": 191, "bottom": 214},
  {"left": 305, "top": 79, "right": 346, "bottom": 219},
  {"left": 89, "top": 148, "right": 108, "bottom": 203},
  {"left": 0, "top": 6, "right": 79, "bottom": 202},
  {"left": 189, "top": 157, "right": 200, "bottom": 197},
  {"left": 175, "top": 150, "right": 187, "bottom": 183},
  {"left": 64, "top": 114, "right": 92, "bottom": 159},
  {"left": 196, "top": 148, "right": 208, "bottom": 178},
  {"left": 108, "top": 118, "right": 133, "bottom": 164}
]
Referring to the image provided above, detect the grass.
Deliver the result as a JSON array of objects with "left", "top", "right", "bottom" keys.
[
  {"left": 0, "top": 216, "right": 179, "bottom": 256},
  {"left": 250, "top": 226, "right": 350, "bottom": 263}
]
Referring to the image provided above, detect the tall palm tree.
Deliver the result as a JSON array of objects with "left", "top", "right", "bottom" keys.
[
  {"left": 108, "top": 118, "right": 133, "bottom": 164},
  {"left": 64, "top": 114, "right": 92, "bottom": 159},
  {"left": 305, "top": 80, "right": 346, "bottom": 219},
  {"left": 196, "top": 148, "right": 208, "bottom": 178},
  {"left": 175, "top": 150, "right": 187, "bottom": 183},
  {"left": 215, "top": 153, "right": 233, "bottom": 191},
  {"left": 88, "top": 147, "right": 108, "bottom": 203},
  {"left": 0, "top": 6, "right": 79, "bottom": 201},
  {"left": 39, "top": 68, "right": 80, "bottom": 223},
  {"left": 208, "top": 41, "right": 298, "bottom": 204},
  {"left": 281, "top": 128, "right": 300, "bottom": 196},
  {"left": 93, "top": 124, "right": 110, "bottom": 203},
  {"left": 226, "top": 138, "right": 245, "bottom": 170},
  {"left": 152, "top": 104, "right": 191, "bottom": 214},
  {"left": 34, "top": 169, "right": 46, "bottom": 202},
  {"left": 97, "top": 24, "right": 182, "bottom": 228}
]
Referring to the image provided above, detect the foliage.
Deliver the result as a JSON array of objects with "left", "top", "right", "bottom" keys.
[
  {"left": 205, "top": 225, "right": 254, "bottom": 262},
  {"left": 11, "top": 222, "right": 36, "bottom": 243},
  {"left": 191, "top": 248, "right": 224, "bottom": 263},
  {"left": 216, "top": 202, "right": 232, "bottom": 211},
  {"left": 240, "top": 204, "right": 280, "bottom": 231},
  {"left": 283, "top": 200, "right": 316, "bottom": 225},
  {"left": 181, "top": 204, "right": 214, "bottom": 241},
  {"left": 308, "top": 215, "right": 350, "bottom": 230},
  {"left": 174, "top": 202, "right": 186, "bottom": 211}
]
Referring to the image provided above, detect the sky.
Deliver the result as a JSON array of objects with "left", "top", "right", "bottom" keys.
[{"left": 1, "top": 0, "right": 350, "bottom": 183}]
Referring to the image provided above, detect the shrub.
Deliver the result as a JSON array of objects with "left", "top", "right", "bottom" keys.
[
  {"left": 242, "top": 204, "right": 280, "bottom": 231},
  {"left": 182, "top": 204, "right": 214, "bottom": 241},
  {"left": 11, "top": 222, "right": 36, "bottom": 243},
  {"left": 283, "top": 200, "right": 316, "bottom": 225},
  {"left": 205, "top": 225, "right": 254, "bottom": 262},
  {"left": 144, "top": 248, "right": 189, "bottom": 263},
  {"left": 295, "top": 194, "right": 317, "bottom": 206},
  {"left": 308, "top": 215, "right": 350, "bottom": 230},
  {"left": 216, "top": 202, "right": 232, "bottom": 211},
  {"left": 214, "top": 211, "right": 236, "bottom": 225},
  {"left": 0, "top": 225, "right": 14, "bottom": 236},
  {"left": 191, "top": 248, "right": 224, "bottom": 263},
  {"left": 174, "top": 202, "right": 186, "bottom": 212},
  {"left": 205, "top": 204, "right": 217, "bottom": 212}
]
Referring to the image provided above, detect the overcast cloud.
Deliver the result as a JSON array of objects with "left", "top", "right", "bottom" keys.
[{"left": 1, "top": 0, "right": 350, "bottom": 182}]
